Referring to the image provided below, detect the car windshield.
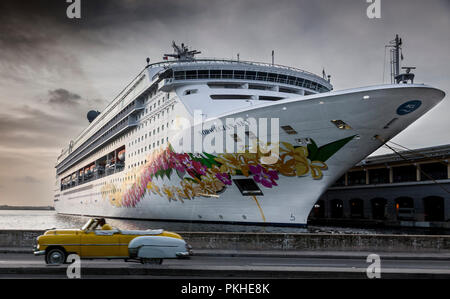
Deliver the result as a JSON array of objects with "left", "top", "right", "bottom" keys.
[{"left": 81, "top": 219, "right": 95, "bottom": 231}]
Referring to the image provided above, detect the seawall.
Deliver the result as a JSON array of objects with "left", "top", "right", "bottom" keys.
[{"left": 1, "top": 230, "right": 449, "bottom": 252}]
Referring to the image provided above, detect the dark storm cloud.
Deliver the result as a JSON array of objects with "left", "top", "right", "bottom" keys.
[
  {"left": 0, "top": 0, "right": 213, "bottom": 87},
  {"left": 48, "top": 88, "right": 81, "bottom": 106},
  {"left": 0, "top": 105, "right": 83, "bottom": 149}
]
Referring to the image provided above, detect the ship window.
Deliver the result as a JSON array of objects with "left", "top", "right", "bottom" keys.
[
  {"left": 383, "top": 118, "right": 398, "bottom": 129},
  {"left": 222, "top": 70, "right": 233, "bottom": 79},
  {"left": 259, "top": 96, "right": 283, "bottom": 101},
  {"left": 279, "top": 87, "right": 298, "bottom": 94},
  {"left": 186, "top": 70, "right": 197, "bottom": 79},
  {"left": 281, "top": 125, "right": 298, "bottom": 135},
  {"left": 233, "top": 179, "right": 264, "bottom": 196},
  {"left": 208, "top": 82, "right": 242, "bottom": 89},
  {"left": 210, "top": 94, "right": 252, "bottom": 100},
  {"left": 198, "top": 70, "right": 209, "bottom": 79},
  {"left": 288, "top": 76, "right": 296, "bottom": 83},
  {"left": 234, "top": 70, "right": 245, "bottom": 79},
  {"left": 249, "top": 84, "right": 271, "bottom": 90},
  {"left": 210, "top": 70, "right": 221, "bottom": 78},
  {"left": 184, "top": 89, "right": 198, "bottom": 95},
  {"left": 256, "top": 72, "right": 268, "bottom": 80},
  {"left": 331, "top": 120, "right": 352, "bottom": 130},
  {"left": 267, "top": 73, "right": 278, "bottom": 82},
  {"left": 245, "top": 71, "right": 256, "bottom": 80}
]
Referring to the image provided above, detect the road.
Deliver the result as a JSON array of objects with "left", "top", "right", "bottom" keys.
[{"left": 1, "top": 252, "right": 450, "bottom": 279}]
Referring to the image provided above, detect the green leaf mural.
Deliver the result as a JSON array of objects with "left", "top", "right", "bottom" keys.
[{"left": 307, "top": 135, "right": 355, "bottom": 162}]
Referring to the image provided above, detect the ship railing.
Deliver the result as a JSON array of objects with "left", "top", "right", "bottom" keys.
[
  {"left": 61, "top": 163, "right": 126, "bottom": 192},
  {"left": 166, "top": 73, "right": 328, "bottom": 93},
  {"left": 148, "top": 57, "right": 322, "bottom": 78}
]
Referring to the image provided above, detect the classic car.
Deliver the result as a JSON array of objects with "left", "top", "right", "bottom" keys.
[{"left": 33, "top": 218, "right": 193, "bottom": 265}]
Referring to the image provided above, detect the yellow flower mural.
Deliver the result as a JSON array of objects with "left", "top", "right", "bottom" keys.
[{"left": 101, "top": 135, "right": 355, "bottom": 207}]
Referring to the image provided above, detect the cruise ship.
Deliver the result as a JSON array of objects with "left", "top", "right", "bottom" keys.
[{"left": 54, "top": 37, "right": 445, "bottom": 227}]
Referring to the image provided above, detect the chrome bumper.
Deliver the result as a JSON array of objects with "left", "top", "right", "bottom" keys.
[
  {"left": 34, "top": 250, "right": 45, "bottom": 256},
  {"left": 176, "top": 244, "right": 193, "bottom": 258},
  {"left": 176, "top": 251, "right": 191, "bottom": 258}
]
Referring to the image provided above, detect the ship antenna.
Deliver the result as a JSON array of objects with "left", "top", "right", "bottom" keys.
[
  {"left": 394, "top": 34, "right": 402, "bottom": 81},
  {"left": 385, "top": 34, "right": 402, "bottom": 83},
  {"left": 386, "top": 34, "right": 416, "bottom": 84},
  {"left": 163, "top": 41, "right": 201, "bottom": 61}
]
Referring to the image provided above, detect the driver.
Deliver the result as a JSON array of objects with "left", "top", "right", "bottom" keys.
[{"left": 97, "top": 218, "right": 112, "bottom": 230}]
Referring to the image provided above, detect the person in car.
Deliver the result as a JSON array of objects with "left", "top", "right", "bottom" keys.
[{"left": 97, "top": 218, "right": 112, "bottom": 230}]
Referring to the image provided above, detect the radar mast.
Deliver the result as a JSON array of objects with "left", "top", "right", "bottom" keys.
[{"left": 163, "top": 41, "right": 201, "bottom": 61}]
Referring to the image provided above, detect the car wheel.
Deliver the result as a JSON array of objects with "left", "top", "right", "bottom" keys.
[
  {"left": 45, "top": 248, "right": 66, "bottom": 265},
  {"left": 141, "top": 258, "right": 163, "bottom": 265}
]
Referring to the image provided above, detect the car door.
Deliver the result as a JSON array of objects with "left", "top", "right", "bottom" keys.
[{"left": 80, "top": 230, "right": 123, "bottom": 257}]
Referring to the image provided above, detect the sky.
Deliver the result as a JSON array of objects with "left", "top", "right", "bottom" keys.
[{"left": 0, "top": 0, "right": 448, "bottom": 206}]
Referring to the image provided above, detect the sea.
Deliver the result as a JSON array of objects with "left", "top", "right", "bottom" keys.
[{"left": 0, "top": 210, "right": 447, "bottom": 235}]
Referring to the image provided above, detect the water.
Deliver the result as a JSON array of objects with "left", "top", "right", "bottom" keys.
[{"left": 0, "top": 210, "right": 447, "bottom": 235}]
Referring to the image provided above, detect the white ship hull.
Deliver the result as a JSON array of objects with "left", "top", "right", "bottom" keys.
[{"left": 54, "top": 84, "right": 444, "bottom": 226}]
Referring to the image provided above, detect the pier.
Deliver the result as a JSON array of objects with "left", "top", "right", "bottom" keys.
[{"left": 1, "top": 229, "right": 449, "bottom": 278}]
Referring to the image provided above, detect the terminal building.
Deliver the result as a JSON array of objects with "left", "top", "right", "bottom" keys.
[{"left": 309, "top": 144, "right": 450, "bottom": 229}]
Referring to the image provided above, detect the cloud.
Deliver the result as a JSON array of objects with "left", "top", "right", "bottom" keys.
[
  {"left": 14, "top": 176, "right": 40, "bottom": 184},
  {"left": 0, "top": 0, "right": 448, "bottom": 207},
  {"left": 48, "top": 88, "right": 81, "bottom": 106},
  {"left": 0, "top": 104, "right": 84, "bottom": 150}
]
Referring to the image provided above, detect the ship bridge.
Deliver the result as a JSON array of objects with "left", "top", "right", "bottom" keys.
[
  {"left": 155, "top": 59, "right": 333, "bottom": 94},
  {"left": 144, "top": 57, "right": 332, "bottom": 118}
]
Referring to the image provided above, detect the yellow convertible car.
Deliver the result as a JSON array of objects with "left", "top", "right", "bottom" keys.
[{"left": 34, "top": 218, "right": 192, "bottom": 265}]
